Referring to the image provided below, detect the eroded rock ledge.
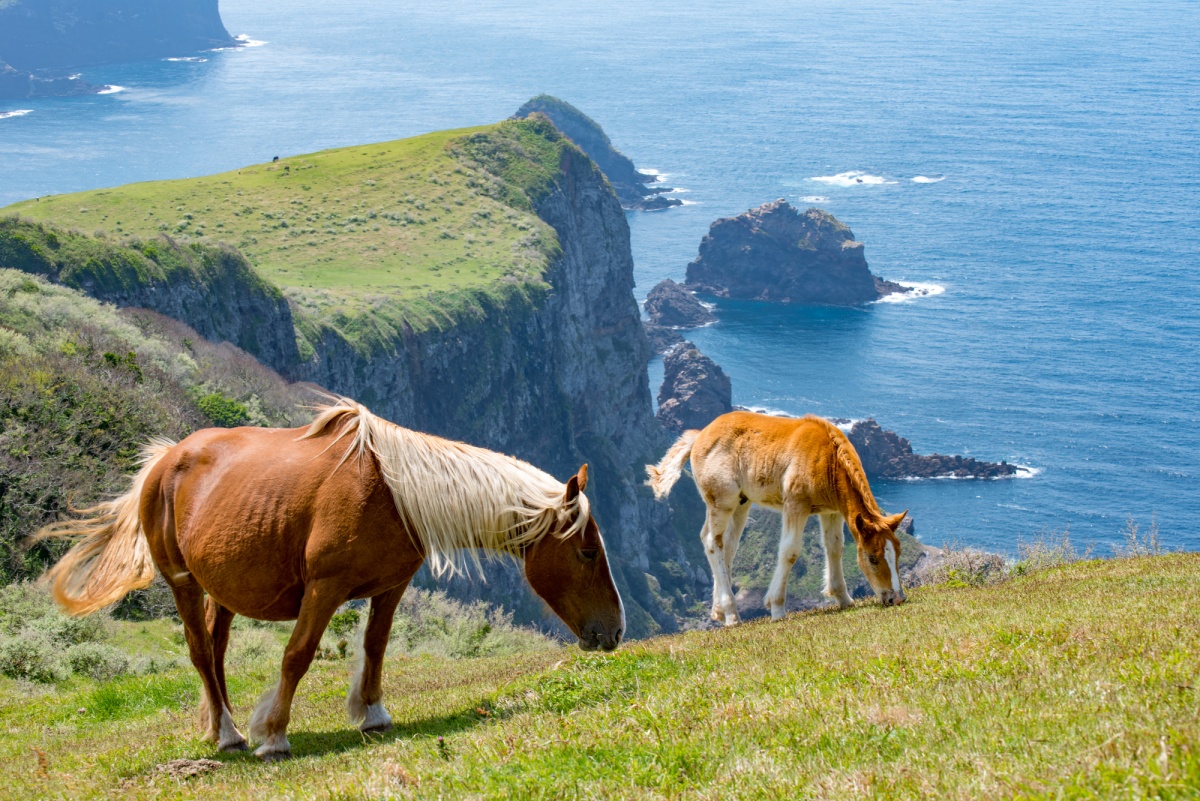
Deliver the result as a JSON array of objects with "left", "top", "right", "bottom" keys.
[
  {"left": 685, "top": 199, "right": 906, "bottom": 305},
  {"left": 657, "top": 342, "right": 732, "bottom": 434}
]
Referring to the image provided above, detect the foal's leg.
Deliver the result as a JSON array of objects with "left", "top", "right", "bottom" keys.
[
  {"left": 347, "top": 583, "right": 408, "bottom": 733},
  {"left": 170, "top": 581, "right": 247, "bottom": 751},
  {"left": 820, "top": 513, "right": 854, "bottom": 608},
  {"left": 205, "top": 596, "right": 236, "bottom": 712},
  {"left": 249, "top": 580, "right": 344, "bottom": 760},
  {"left": 723, "top": 502, "right": 752, "bottom": 580},
  {"left": 702, "top": 504, "right": 740, "bottom": 626},
  {"left": 764, "top": 507, "right": 809, "bottom": 620}
]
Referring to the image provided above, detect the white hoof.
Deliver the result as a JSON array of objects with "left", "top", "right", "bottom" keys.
[
  {"left": 254, "top": 734, "right": 291, "bottom": 761},
  {"left": 360, "top": 702, "right": 392, "bottom": 733},
  {"left": 217, "top": 707, "right": 248, "bottom": 751},
  {"left": 769, "top": 604, "right": 786, "bottom": 621}
]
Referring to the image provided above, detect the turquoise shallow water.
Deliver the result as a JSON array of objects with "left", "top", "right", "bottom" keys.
[{"left": 1, "top": 0, "right": 1197, "bottom": 553}]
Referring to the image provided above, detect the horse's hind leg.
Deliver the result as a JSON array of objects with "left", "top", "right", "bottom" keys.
[
  {"left": 723, "top": 501, "right": 751, "bottom": 580},
  {"left": 205, "top": 596, "right": 235, "bottom": 712},
  {"left": 249, "top": 580, "right": 344, "bottom": 760},
  {"left": 170, "top": 580, "right": 248, "bottom": 752},
  {"left": 348, "top": 583, "right": 408, "bottom": 733},
  {"left": 702, "top": 504, "right": 740, "bottom": 626},
  {"left": 820, "top": 513, "right": 854, "bottom": 608},
  {"left": 764, "top": 507, "right": 809, "bottom": 620}
]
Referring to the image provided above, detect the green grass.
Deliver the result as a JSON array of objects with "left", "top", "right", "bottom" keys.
[
  {"left": 4, "top": 118, "right": 575, "bottom": 341},
  {"left": 1, "top": 554, "right": 1197, "bottom": 798}
]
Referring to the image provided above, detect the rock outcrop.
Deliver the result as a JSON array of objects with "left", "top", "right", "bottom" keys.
[
  {"left": 843, "top": 418, "right": 1020, "bottom": 480},
  {"left": 685, "top": 199, "right": 906, "bottom": 305},
  {"left": 656, "top": 343, "right": 732, "bottom": 434},
  {"left": 644, "top": 278, "right": 715, "bottom": 328},
  {"left": 513, "top": 95, "right": 681, "bottom": 211}
]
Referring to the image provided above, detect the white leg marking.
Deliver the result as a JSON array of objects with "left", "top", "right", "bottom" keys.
[
  {"left": 702, "top": 506, "right": 740, "bottom": 625},
  {"left": 360, "top": 702, "right": 393, "bottom": 732},
  {"left": 765, "top": 511, "right": 806, "bottom": 621},
  {"left": 253, "top": 732, "right": 292, "bottom": 760},
  {"left": 217, "top": 706, "right": 248, "bottom": 751},
  {"left": 248, "top": 683, "right": 279, "bottom": 743},
  {"left": 198, "top": 685, "right": 217, "bottom": 739},
  {"left": 821, "top": 514, "right": 853, "bottom": 608},
  {"left": 346, "top": 662, "right": 367, "bottom": 724}
]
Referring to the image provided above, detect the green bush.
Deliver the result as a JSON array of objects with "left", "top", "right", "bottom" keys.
[
  {"left": 0, "top": 630, "right": 67, "bottom": 683},
  {"left": 195, "top": 391, "right": 251, "bottom": 428},
  {"left": 65, "top": 642, "right": 130, "bottom": 681}
]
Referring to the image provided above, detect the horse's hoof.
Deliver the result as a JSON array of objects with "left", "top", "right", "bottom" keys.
[
  {"left": 219, "top": 739, "right": 250, "bottom": 752},
  {"left": 361, "top": 721, "right": 393, "bottom": 734},
  {"left": 709, "top": 608, "right": 724, "bottom": 623},
  {"left": 256, "top": 749, "right": 291, "bottom": 763}
]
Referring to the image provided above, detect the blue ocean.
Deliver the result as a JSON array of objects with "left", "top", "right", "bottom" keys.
[{"left": 2, "top": 0, "right": 1197, "bottom": 554}]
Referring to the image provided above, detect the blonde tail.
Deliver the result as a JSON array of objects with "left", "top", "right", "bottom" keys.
[
  {"left": 37, "top": 438, "right": 175, "bottom": 616},
  {"left": 645, "top": 430, "right": 700, "bottom": 500}
]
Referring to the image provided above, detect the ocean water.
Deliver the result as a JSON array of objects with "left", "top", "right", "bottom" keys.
[{"left": 2, "top": 0, "right": 1197, "bottom": 554}]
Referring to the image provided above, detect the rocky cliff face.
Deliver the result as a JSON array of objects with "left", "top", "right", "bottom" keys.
[
  {"left": 0, "top": 220, "right": 298, "bottom": 373},
  {"left": 656, "top": 343, "right": 732, "bottom": 434},
  {"left": 513, "top": 96, "right": 681, "bottom": 211},
  {"left": 0, "top": 59, "right": 99, "bottom": 99},
  {"left": 289, "top": 139, "right": 707, "bottom": 637},
  {"left": 0, "top": 0, "right": 233, "bottom": 72},
  {"left": 686, "top": 199, "right": 905, "bottom": 305}
]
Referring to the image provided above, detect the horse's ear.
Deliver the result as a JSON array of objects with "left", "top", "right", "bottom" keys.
[
  {"left": 886, "top": 510, "right": 909, "bottom": 533},
  {"left": 564, "top": 464, "right": 588, "bottom": 503}
]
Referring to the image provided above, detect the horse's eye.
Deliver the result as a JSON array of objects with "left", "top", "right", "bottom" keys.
[
  {"left": 868, "top": 555, "right": 880, "bottom": 566},
  {"left": 580, "top": 548, "right": 599, "bottom": 562}
]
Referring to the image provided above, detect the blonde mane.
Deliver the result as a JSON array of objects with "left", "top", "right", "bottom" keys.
[
  {"left": 300, "top": 398, "right": 589, "bottom": 578},
  {"left": 807, "top": 415, "right": 884, "bottom": 520}
]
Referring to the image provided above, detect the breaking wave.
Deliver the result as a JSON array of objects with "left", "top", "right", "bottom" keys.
[{"left": 810, "top": 170, "right": 895, "bottom": 187}]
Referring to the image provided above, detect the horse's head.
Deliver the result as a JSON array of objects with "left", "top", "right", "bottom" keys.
[
  {"left": 524, "top": 465, "right": 625, "bottom": 651},
  {"left": 853, "top": 510, "right": 908, "bottom": 607}
]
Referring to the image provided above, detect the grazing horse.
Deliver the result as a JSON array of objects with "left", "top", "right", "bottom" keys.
[
  {"left": 646, "top": 410, "right": 907, "bottom": 625},
  {"left": 40, "top": 398, "right": 624, "bottom": 760}
]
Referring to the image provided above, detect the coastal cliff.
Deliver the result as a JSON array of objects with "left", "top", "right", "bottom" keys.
[
  {"left": 513, "top": 96, "right": 681, "bottom": 211},
  {"left": 686, "top": 199, "right": 905, "bottom": 305}
]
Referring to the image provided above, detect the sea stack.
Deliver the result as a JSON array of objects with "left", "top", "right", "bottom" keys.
[{"left": 685, "top": 199, "right": 906, "bottom": 305}]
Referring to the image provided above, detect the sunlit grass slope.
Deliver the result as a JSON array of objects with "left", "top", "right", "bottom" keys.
[
  {"left": 2, "top": 554, "right": 1197, "bottom": 799},
  {"left": 5, "top": 119, "right": 570, "bottom": 339}
]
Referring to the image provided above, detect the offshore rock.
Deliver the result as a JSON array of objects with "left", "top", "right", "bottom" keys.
[
  {"left": 657, "top": 342, "right": 732, "bottom": 434},
  {"left": 0, "top": 60, "right": 100, "bottom": 99},
  {"left": 685, "top": 199, "right": 906, "bottom": 305},
  {"left": 643, "top": 278, "right": 716, "bottom": 328},
  {"left": 513, "top": 95, "right": 682, "bottom": 211},
  {"left": 644, "top": 324, "right": 685, "bottom": 355},
  {"left": 844, "top": 418, "right": 1020, "bottom": 480}
]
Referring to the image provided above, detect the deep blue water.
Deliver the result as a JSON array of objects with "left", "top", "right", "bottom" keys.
[{"left": 2, "top": 0, "right": 1197, "bottom": 553}]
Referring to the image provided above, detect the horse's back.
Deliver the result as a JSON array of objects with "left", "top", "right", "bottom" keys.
[{"left": 690, "top": 411, "right": 840, "bottom": 509}]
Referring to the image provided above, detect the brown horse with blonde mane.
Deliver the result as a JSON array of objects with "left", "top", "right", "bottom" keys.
[
  {"left": 647, "top": 410, "right": 907, "bottom": 625},
  {"left": 40, "top": 398, "right": 624, "bottom": 760}
]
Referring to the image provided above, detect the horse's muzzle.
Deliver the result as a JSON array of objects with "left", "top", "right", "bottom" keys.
[
  {"left": 880, "top": 589, "right": 906, "bottom": 607},
  {"left": 580, "top": 621, "right": 623, "bottom": 652}
]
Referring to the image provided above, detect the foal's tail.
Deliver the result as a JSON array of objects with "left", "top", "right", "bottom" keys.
[
  {"left": 36, "top": 438, "right": 176, "bottom": 616},
  {"left": 646, "top": 430, "right": 700, "bottom": 500}
]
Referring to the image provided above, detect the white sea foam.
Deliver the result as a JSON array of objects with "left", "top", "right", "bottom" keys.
[
  {"left": 678, "top": 198, "right": 700, "bottom": 206},
  {"left": 0, "top": 110, "right": 33, "bottom": 120},
  {"left": 235, "top": 34, "right": 269, "bottom": 47},
  {"left": 97, "top": 85, "right": 126, "bottom": 95},
  {"left": 164, "top": 56, "right": 209, "bottom": 63},
  {"left": 640, "top": 168, "right": 667, "bottom": 180},
  {"left": 873, "top": 281, "right": 947, "bottom": 304},
  {"left": 799, "top": 195, "right": 829, "bottom": 204},
  {"left": 810, "top": 170, "right": 895, "bottom": 187},
  {"left": 911, "top": 175, "right": 945, "bottom": 183},
  {"left": 664, "top": 187, "right": 690, "bottom": 194}
]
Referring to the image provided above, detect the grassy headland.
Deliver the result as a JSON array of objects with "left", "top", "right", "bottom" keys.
[
  {"left": 5, "top": 117, "right": 575, "bottom": 344},
  {"left": 1, "top": 553, "right": 1196, "bottom": 799}
]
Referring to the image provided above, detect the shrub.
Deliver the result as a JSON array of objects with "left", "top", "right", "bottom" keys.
[
  {"left": 387, "top": 589, "right": 555, "bottom": 659},
  {"left": 65, "top": 642, "right": 130, "bottom": 681},
  {"left": 195, "top": 391, "right": 251, "bottom": 428},
  {"left": 1113, "top": 516, "right": 1163, "bottom": 558},
  {"left": 0, "top": 630, "right": 67, "bottom": 683},
  {"left": 1012, "top": 528, "right": 1091, "bottom": 575}
]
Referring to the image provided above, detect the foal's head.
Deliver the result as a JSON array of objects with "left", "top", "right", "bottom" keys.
[
  {"left": 853, "top": 510, "right": 909, "bottom": 607},
  {"left": 524, "top": 465, "right": 625, "bottom": 651}
]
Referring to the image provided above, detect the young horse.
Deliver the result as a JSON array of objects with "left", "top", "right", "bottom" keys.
[
  {"left": 40, "top": 398, "right": 624, "bottom": 760},
  {"left": 646, "top": 410, "right": 907, "bottom": 626}
]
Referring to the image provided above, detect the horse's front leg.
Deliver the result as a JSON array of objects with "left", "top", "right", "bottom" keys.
[
  {"left": 764, "top": 508, "right": 808, "bottom": 620},
  {"left": 347, "top": 583, "right": 409, "bottom": 733},
  {"left": 249, "top": 580, "right": 344, "bottom": 761},
  {"left": 702, "top": 505, "right": 740, "bottom": 626},
  {"left": 820, "top": 513, "right": 854, "bottom": 608}
]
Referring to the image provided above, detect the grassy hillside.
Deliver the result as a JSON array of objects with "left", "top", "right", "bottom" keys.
[
  {"left": 5, "top": 119, "right": 574, "bottom": 340},
  {"left": 0, "top": 269, "right": 312, "bottom": 583},
  {"left": 1, "top": 554, "right": 1195, "bottom": 799}
]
